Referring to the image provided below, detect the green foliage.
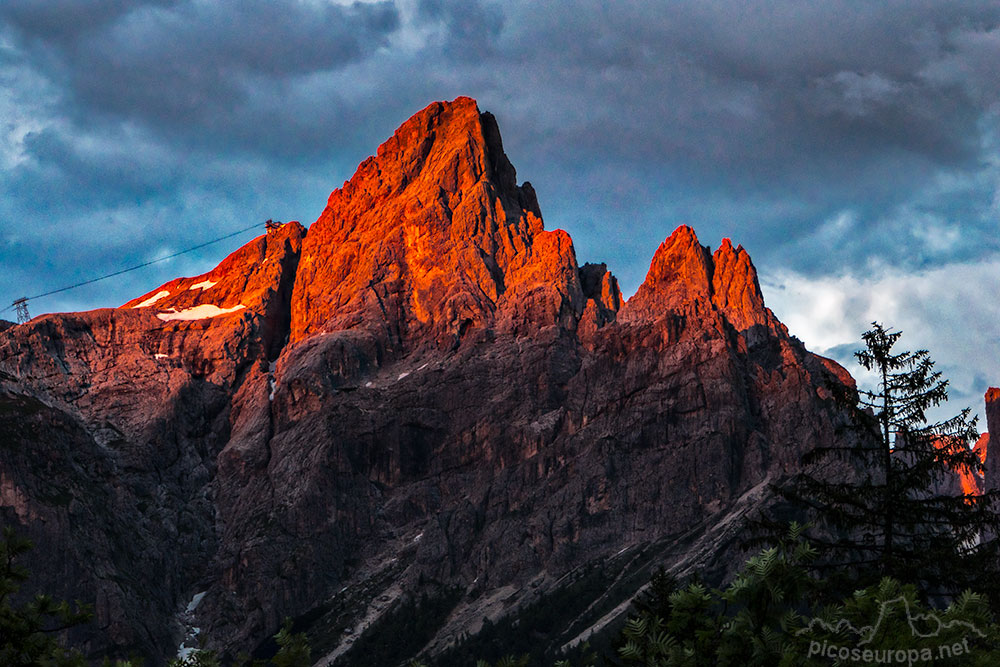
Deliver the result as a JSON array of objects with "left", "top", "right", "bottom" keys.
[
  {"left": 610, "top": 524, "right": 818, "bottom": 666},
  {"left": 594, "top": 526, "right": 1000, "bottom": 666},
  {"left": 272, "top": 618, "right": 311, "bottom": 667},
  {"left": 161, "top": 533, "right": 1000, "bottom": 667},
  {"left": 553, "top": 642, "right": 598, "bottom": 667},
  {"left": 0, "top": 526, "right": 92, "bottom": 667},
  {"left": 173, "top": 618, "right": 308, "bottom": 667},
  {"left": 791, "top": 578, "right": 1000, "bottom": 666},
  {"left": 628, "top": 567, "right": 677, "bottom": 623},
  {"left": 616, "top": 614, "right": 677, "bottom": 665}
]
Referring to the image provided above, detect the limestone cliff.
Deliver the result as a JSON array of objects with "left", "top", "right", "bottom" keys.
[{"left": 0, "top": 97, "right": 856, "bottom": 663}]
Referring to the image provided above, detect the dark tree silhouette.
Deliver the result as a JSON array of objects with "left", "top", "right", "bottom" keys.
[
  {"left": 776, "top": 322, "right": 1000, "bottom": 599},
  {"left": 0, "top": 526, "right": 91, "bottom": 666}
]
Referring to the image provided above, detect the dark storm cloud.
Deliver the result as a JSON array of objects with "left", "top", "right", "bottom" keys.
[
  {"left": 1, "top": 0, "right": 399, "bottom": 134},
  {"left": 4, "top": 0, "right": 996, "bottom": 184},
  {"left": 1, "top": 0, "right": 177, "bottom": 43},
  {"left": 6, "top": 128, "right": 182, "bottom": 215},
  {"left": 500, "top": 1, "right": 996, "bottom": 178},
  {"left": 418, "top": 0, "right": 504, "bottom": 59}
]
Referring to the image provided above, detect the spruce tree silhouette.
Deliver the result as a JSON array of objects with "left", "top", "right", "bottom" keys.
[{"left": 773, "top": 323, "right": 1000, "bottom": 602}]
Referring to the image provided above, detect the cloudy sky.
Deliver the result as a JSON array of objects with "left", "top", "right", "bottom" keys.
[{"left": 2, "top": 0, "right": 999, "bottom": 419}]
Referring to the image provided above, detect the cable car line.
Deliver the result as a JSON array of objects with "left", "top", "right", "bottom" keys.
[{"left": 3, "top": 222, "right": 263, "bottom": 320}]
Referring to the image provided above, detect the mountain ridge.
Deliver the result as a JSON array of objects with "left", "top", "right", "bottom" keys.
[
  {"left": 118, "top": 97, "right": 785, "bottom": 366},
  {"left": 1, "top": 97, "right": 864, "bottom": 663}
]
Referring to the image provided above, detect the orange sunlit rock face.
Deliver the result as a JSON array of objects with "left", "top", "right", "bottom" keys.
[
  {"left": 971, "top": 432, "right": 990, "bottom": 494},
  {"left": 924, "top": 427, "right": 992, "bottom": 499},
  {"left": 618, "top": 224, "right": 780, "bottom": 341},
  {"left": 621, "top": 224, "right": 714, "bottom": 321},
  {"left": 711, "top": 238, "right": 770, "bottom": 332},
  {"left": 289, "top": 96, "right": 582, "bottom": 350},
  {"left": 122, "top": 221, "right": 305, "bottom": 364},
  {"left": 935, "top": 435, "right": 986, "bottom": 497}
]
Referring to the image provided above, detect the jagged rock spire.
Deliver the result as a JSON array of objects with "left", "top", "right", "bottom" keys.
[{"left": 619, "top": 224, "right": 772, "bottom": 334}]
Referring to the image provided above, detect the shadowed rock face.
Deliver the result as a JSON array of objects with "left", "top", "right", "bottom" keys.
[
  {"left": 0, "top": 97, "right": 856, "bottom": 662},
  {"left": 0, "top": 222, "right": 304, "bottom": 657},
  {"left": 981, "top": 388, "right": 1000, "bottom": 494}
]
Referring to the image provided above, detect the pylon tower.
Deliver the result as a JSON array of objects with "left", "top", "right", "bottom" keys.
[{"left": 12, "top": 298, "right": 29, "bottom": 324}]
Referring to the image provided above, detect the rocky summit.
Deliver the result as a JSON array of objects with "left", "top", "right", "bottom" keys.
[{"left": 1, "top": 97, "right": 866, "bottom": 663}]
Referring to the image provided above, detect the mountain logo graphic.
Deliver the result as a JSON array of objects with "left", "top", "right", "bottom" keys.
[{"left": 796, "top": 596, "right": 986, "bottom": 644}]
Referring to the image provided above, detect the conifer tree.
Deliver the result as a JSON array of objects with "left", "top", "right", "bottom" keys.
[
  {"left": 778, "top": 322, "right": 1000, "bottom": 598},
  {"left": 0, "top": 526, "right": 91, "bottom": 666}
]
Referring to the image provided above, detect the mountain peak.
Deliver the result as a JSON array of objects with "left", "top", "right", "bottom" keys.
[
  {"left": 986, "top": 387, "right": 1000, "bottom": 447},
  {"left": 290, "top": 98, "right": 572, "bottom": 346},
  {"left": 619, "top": 225, "right": 713, "bottom": 323},
  {"left": 635, "top": 224, "right": 713, "bottom": 301},
  {"left": 620, "top": 225, "right": 771, "bottom": 333},
  {"left": 328, "top": 96, "right": 532, "bottom": 216},
  {"left": 711, "top": 235, "right": 769, "bottom": 332}
]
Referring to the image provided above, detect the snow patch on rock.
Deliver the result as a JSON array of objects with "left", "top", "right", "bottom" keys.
[
  {"left": 176, "top": 591, "right": 207, "bottom": 659},
  {"left": 189, "top": 279, "right": 217, "bottom": 291},
  {"left": 133, "top": 290, "right": 170, "bottom": 309},
  {"left": 186, "top": 591, "right": 206, "bottom": 613},
  {"left": 156, "top": 304, "right": 245, "bottom": 321}
]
